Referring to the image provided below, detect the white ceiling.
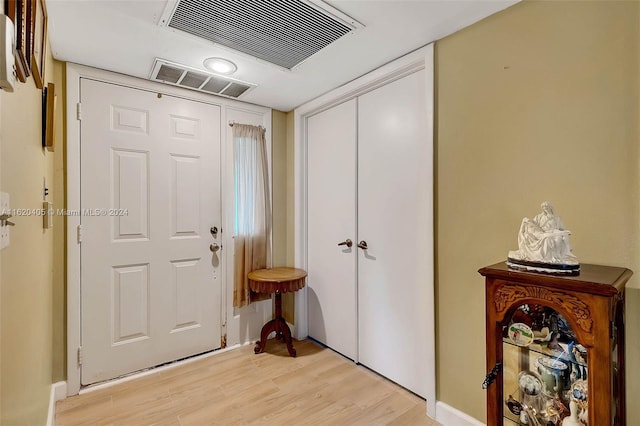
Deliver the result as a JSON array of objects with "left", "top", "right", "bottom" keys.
[{"left": 46, "top": 0, "right": 517, "bottom": 111}]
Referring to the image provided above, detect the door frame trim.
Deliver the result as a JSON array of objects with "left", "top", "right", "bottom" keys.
[
  {"left": 66, "top": 63, "right": 271, "bottom": 395},
  {"left": 293, "top": 44, "right": 436, "bottom": 416}
]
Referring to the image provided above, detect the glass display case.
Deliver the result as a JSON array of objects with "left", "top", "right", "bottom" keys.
[
  {"left": 502, "top": 305, "right": 588, "bottom": 425},
  {"left": 479, "top": 262, "right": 632, "bottom": 426}
]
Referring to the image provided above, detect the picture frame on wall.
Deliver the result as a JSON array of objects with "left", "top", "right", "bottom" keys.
[
  {"left": 31, "top": 0, "right": 46, "bottom": 89},
  {"left": 42, "top": 82, "right": 56, "bottom": 151},
  {"left": 25, "top": 0, "right": 35, "bottom": 67},
  {"left": 4, "top": 0, "right": 32, "bottom": 83}
]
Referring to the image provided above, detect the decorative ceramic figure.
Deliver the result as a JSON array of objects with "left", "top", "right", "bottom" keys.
[
  {"left": 578, "top": 407, "right": 588, "bottom": 424},
  {"left": 559, "top": 341, "right": 582, "bottom": 381},
  {"left": 562, "top": 401, "right": 581, "bottom": 426},
  {"left": 507, "top": 202, "right": 580, "bottom": 274}
]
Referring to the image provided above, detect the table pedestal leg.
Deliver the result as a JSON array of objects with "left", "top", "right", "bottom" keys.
[{"left": 254, "top": 292, "right": 296, "bottom": 357}]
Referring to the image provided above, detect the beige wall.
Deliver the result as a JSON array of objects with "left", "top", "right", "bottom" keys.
[
  {"left": 272, "top": 110, "right": 287, "bottom": 268},
  {"left": 0, "top": 45, "right": 58, "bottom": 424},
  {"left": 272, "top": 110, "right": 294, "bottom": 322},
  {"left": 272, "top": 110, "right": 296, "bottom": 323},
  {"left": 286, "top": 111, "right": 295, "bottom": 267},
  {"left": 435, "top": 0, "right": 639, "bottom": 422},
  {"left": 52, "top": 60, "right": 67, "bottom": 383}
]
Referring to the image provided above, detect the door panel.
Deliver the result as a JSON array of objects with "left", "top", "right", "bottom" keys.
[
  {"left": 307, "top": 99, "right": 358, "bottom": 360},
  {"left": 112, "top": 264, "right": 150, "bottom": 344},
  {"left": 357, "top": 70, "right": 429, "bottom": 397},
  {"left": 171, "top": 155, "right": 200, "bottom": 236},
  {"left": 112, "top": 149, "right": 149, "bottom": 240},
  {"left": 80, "top": 79, "right": 222, "bottom": 384}
]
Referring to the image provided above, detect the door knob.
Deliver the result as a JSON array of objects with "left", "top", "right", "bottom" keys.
[
  {"left": 357, "top": 241, "right": 368, "bottom": 250},
  {"left": 338, "top": 239, "right": 353, "bottom": 248},
  {"left": 210, "top": 243, "right": 220, "bottom": 252}
]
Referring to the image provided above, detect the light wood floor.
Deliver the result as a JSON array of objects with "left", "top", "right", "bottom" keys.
[{"left": 56, "top": 339, "right": 441, "bottom": 426}]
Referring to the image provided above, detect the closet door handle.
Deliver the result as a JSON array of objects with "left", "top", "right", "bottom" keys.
[
  {"left": 338, "top": 239, "right": 353, "bottom": 248},
  {"left": 357, "top": 241, "right": 368, "bottom": 250}
]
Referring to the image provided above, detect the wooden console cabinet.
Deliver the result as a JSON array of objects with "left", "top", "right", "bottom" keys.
[{"left": 479, "top": 262, "right": 632, "bottom": 425}]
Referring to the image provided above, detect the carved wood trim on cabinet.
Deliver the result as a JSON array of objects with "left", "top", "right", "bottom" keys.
[{"left": 494, "top": 282, "right": 593, "bottom": 334}]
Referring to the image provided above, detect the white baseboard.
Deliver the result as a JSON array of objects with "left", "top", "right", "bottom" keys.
[
  {"left": 46, "top": 381, "right": 67, "bottom": 426},
  {"left": 436, "top": 401, "right": 485, "bottom": 426}
]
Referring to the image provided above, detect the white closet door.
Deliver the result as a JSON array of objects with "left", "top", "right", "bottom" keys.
[
  {"left": 307, "top": 99, "right": 358, "bottom": 360},
  {"left": 357, "top": 70, "right": 430, "bottom": 397}
]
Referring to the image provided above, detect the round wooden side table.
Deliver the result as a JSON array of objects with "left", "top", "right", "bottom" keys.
[{"left": 248, "top": 267, "right": 307, "bottom": 357}]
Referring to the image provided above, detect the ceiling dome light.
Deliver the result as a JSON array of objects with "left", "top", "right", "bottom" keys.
[{"left": 203, "top": 57, "right": 237, "bottom": 75}]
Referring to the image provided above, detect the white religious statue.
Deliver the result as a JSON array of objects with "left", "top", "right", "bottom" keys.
[{"left": 507, "top": 202, "right": 580, "bottom": 274}]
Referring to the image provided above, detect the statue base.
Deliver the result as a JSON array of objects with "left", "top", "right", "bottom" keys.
[{"left": 506, "top": 257, "right": 580, "bottom": 276}]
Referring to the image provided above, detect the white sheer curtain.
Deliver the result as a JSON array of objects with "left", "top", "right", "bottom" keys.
[{"left": 232, "top": 123, "right": 272, "bottom": 308}]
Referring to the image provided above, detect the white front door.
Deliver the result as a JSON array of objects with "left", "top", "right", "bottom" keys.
[{"left": 80, "top": 79, "right": 222, "bottom": 385}]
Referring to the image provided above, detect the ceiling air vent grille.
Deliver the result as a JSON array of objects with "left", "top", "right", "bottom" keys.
[
  {"left": 164, "top": 0, "right": 362, "bottom": 70},
  {"left": 150, "top": 59, "right": 256, "bottom": 99}
]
